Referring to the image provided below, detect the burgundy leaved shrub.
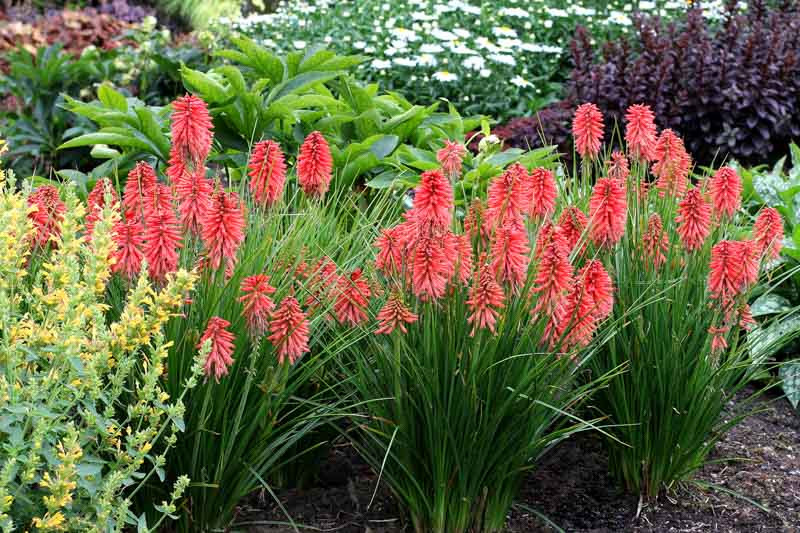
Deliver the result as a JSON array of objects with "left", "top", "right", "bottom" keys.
[{"left": 499, "top": 1, "right": 800, "bottom": 167}]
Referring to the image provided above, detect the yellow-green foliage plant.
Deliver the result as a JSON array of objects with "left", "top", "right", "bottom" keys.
[{"left": 0, "top": 151, "right": 202, "bottom": 531}]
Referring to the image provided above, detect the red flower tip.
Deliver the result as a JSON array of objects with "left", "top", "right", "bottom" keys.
[
  {"left": 411, "top": 235, "right": 452, "bottom": 301},
  {"left": 578, "top": 259, "right": 613, "bottom": 320},
  {"left": 375, "top": 293, "right": 418, "bottom": 335},
  {"left": 171, "top": 94, "right": 214, "bottom": 167},
  {"left": 413, "top": 169, "right": 453, "bottom": 232},
  {"left": 709, "top": 325, "right": 729, "bottom": 354},
  {"left": 624, "top": 104, "right": 658, "bottom": 161},
  {"left": 589, "top": 177, "right": 627, "bottom": 247},
  {"left": 201, "top": 189, "right": 246, "bottom": 272},
  {"left": 753, "top": 207, "right": 783, "bottom": 260},
  {"left": 675, "top": 187, "right": 712, "bottom": 252},
  {"left": 490, "top": 220, "right": 530, "bottom": 289},
  {"left": 528, "top": 167, "right": 557, "bottom": 219},
  {"left": 239, "top": 274, "right": 276, "bottom": 339},
  {"left": 485, "top": 163, "right": 527, "bottom": 231},
  {"left": 642, "top": 213, "right": 669, "bottom": 270},
  {"left": 112, "top": 219, "right": 144, "bottom": 280},
  {"left": 175, "top": 165, "right": 213, "bottom": 236},
  {"left": 737, "top": 239, "right": 760, "bottom": 288},
  {"left": 248, "top": 140, "right": 287, "bottom": 206},
  {"left": 86, "top": 178, "right": 119, "bottom": 239},
  {"left": 573, "top": 103, "right": 605, "bottom": 159},
  {"left": 708, "top": 240, "right": 744, "bottom": 306},
  {"left": 557, "top": 207, "right": 589, "bottom": 254},
  {"left": 297, "top": 131, "right": 333, "bottom": 198},
  {"left": 437, "top": 140, "right": 466, "bottom": 179},
  {"left": 456, "top": 233, "right": 474, "bottom": 285},
  {"left": 532, "top": 228, "right": 573, "bottom": 317},
  {"left": 28, "top": 185, "right": 66, "bottom": 250},
  {"left": 268, "top": 296, "right": 311, "bottom": 364},
  {"left": 143, "top": 201, "right": 182, "bottom": 283},
  {"left": 304, "top": 256, "right": 339, "bottom": 315},
  {"left": 123, "top": 162, "right": 158, "bottom": 223},
  {"left": 653, "top": 129, "right": 691, "bottom": 198},
  {"left": 606, "top": 151, "right": 630, "bottom": 182},
  {"left": 374, "top": 225, "right": 407, "bottom": 276},
  {"left": 334, "top": 268, "right": 372, "bottom": 327},
  {"left": 199, "top": 316, "right": 235, "bottom": 382},
  {"left": 709, "top": 166, "right": 742, "bottom": 219},
  {"left": 467, "top": 258, "right": 506, "bottom": 335}
]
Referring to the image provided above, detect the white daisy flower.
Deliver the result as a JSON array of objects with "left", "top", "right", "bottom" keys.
[
  {"left": 510, "top": 75, "right": 533, "bottom": 88},
  {"left": 420, "top": 43, "right": 445, "bottom": 54},
  {"left": 452, "top": 28, "right": 471, "bottom": 39},
  {"left": 431, "top": 28, "right": 458, "bottom": 41},
  {"left": 432, "top": 70, "right": 458, "bottom": 82},
  {"left": 499, "top": 7, "right": 529, "bottom": 17},
  {"left": 394, "top": 57, "right": 419, "bottom": 67},
  {"left": 479, "top": 68, "right": 492, "bottom": 78},
  {"left": 370, "top": 59, "right": 393, "bottom": 69},
  {"left": 417, "top": 53, "right": 438, "bottom": 67},
  {"left": 492, "top": 26, "right": 518, "bottom": 38},
  {"left": 462, "top": 55, "right": 486, "bottom": 70},
  {"left": 546, "top": 7, "right": 568, "bottom": 17},
  {"left": 488, "top": 53, "right": 516, "bottom": 66},
  {"left": 293, "top": 40, "right": 307, "bottom": 49}
]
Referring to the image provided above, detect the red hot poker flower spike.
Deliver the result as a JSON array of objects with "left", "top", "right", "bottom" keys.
[
  {"left": 375, "top": 293, "right": 419, "bottom": 335},
  {"left": 297, "top": 131, "right": 333, "bottom": 198},
  {"left": 171, "top": 94, "right": 214, "bottom": 167},
  {"left": 753, "top": 207, "right": 783, "bottom": 260},
  {"left": 112, "top": 219, "right": 144, "bottom": 280},
  {"left": 625, "top": 104, "right": 658, "bottom": 162},
  {"left": 467, "top": 259, "right": 506, "bottom": 335},
  {"left": 239, "top": 274, "right": 276, "bottom": 339},
  {"left": 573, "top": 103, "right": 605, "bottom": 160},
  {"left": 334, "top": 268, "right": 372, "bottom": 327},
  {"left": 201, "top": 189, "right": 246, "bottom": 272},
  {"left": 248, "top": 140, "right": 287, "bottom": 207},
  {"left": 709, "top": 166, "right": 742, "bottom": 219},
  {"left": 675, "top": 188, "right": 712, "bottom": 252},
  {"left": 589, "top": 177, "right": 627, "bottom": 247},
  {"left": 199, "top": 316, "right": 235, "bottom": 382},
  {"left": 437, "top": 140, "right": 466, "bottom": 180},
  {"left": 268, "top": 296, "right": 311, "bottom": 365},
  {"left": 528, "top": 167, "right": 557, "bottom": 220}
]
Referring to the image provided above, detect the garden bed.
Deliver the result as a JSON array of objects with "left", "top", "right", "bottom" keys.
[{"left": 240, "top": 387, "right": 799, "bottom": 532}]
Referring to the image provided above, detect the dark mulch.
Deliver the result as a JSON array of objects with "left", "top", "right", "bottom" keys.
[{"left": 237, "top": 388, "right": 800, "bottom": 532}]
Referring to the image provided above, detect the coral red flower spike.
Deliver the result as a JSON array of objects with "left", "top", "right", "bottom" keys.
[
  {"left": 624, "top": 104, "right": 658, "bottom": 162},
  {"left": 175, "top": 166, "right": 213, "bottom": 236},
  {"left": 466, "top": 258, "right": 505, "bottom": 335},
  {"left": 375, "top": 293, "right": 419, "bottom": 335},
  {"left": 528, "top": 167, "right": 557, "bottom": 220},
  {"left": 201, "top": 188, "right": 246, "bottom": 272},
  {"left": 653, "top": 129, "right": 691, "bottom": 198},
  {"left": 28, "top": 185, "right": 66, "bottom": 250},
  {"left": 437, "top": 140, "right": 466, "bottom": 180},
  {"left": 248, "top": 140, "right": 287, "bottom": 207},
  {"left": 85, "top": 178, "right": 119, "bottom": 240},
  {"left": 239, "top": 274, "right": 277, "bottom": 339},
  {"left": 588, "top": 177, "right": 627, "bottom": 247},
  {"left": 675, "top": 188, "right": 712, "bottom": 252},
  {"left": 171, "top": 94, "right": 214, "bottom": 167},
  {"left": 112, "top": 219, "right": 145, "bottom": 280},
  {"left": 122, "top": 161, "right": 157, "bottom": 223},
  {"left": 708, "top": 166, "right": 742, "bottom": 219},
  {"left": 334, "top": 268, "right": 372, "bottom": 327},
  {"left": 753, "top": 207, "right": 783, "bottom": 260},
  {"left": 297, "top": 131, "right": 333, "bottom": 198},
  {"left": 268, "top": 296, "right": 311, "bottom": 365},
  {"left": 199, "top": 316, "right": 236, "bottom": 382},
  {"left": 573, "top": 103, "right": 605, "bottom": 160}
]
